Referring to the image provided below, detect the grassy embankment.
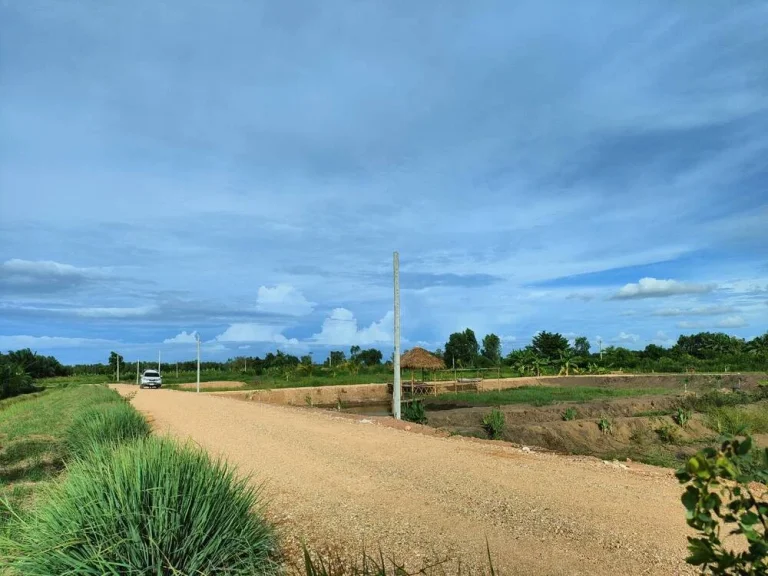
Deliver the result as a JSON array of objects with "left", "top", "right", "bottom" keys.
[{"left": 0, "top": 386, "right": 130, "bottom": 529}]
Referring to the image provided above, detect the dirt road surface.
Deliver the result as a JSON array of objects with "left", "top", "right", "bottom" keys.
[{"left": 116, "top": 386, "right": 695, "bottom": 575}]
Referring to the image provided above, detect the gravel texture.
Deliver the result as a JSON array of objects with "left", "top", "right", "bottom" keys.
[{"left": 116, "top": 386, "right": 696, "bottom": 575}]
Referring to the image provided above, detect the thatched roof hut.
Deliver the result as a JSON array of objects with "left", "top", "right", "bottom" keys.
[{"left": 400, "top": 347, "right": 445, "bottom": 370}]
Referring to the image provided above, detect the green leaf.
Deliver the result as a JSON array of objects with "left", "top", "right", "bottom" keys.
[
  {"left": 686, "top": 538, "right": 714, "bottom": 566},
  {"left": 740, "top": 512, "right": 759, "bottom": 526},
  {"left": 736, "top": 436, "right": 752, "bottom": 456},
  {"left": 682, "top": 487, "right": 699, "bottom": 513}
]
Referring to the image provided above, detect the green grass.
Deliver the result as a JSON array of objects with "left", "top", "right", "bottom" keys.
[
  {"left": 3, "top": 437, "right": 280, "bottom": 575},
  {"left": 706, "top": 403, "right": 768, "bottom": 436},
  {"left": 0, "top": 385, "right": 128, "bottom": 529},
  {"left": 65, "top": 401, "right": 151, "bottom": 460},
  {"left": 434, "top": 385, "right": 673, "bottom": 407}
]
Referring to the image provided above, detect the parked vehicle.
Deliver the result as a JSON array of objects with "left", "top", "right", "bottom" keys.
[{"left": 140, "top": 369, "right": 162, "bottom": 389}]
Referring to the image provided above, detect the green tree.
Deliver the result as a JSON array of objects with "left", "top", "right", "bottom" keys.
[
  {"left": 443, "top": 329, "right": 479, "bottom": 367},
  {"left": 573, "top": 336, "right": 590, "bottom": 357},
  {"left": 327, "top": 351, "right": 346, "bottom": 367},
  {"left": 349, "top": 346, "right": 361, "bottom": 362},
  {"left": 531, "top": 331, "right": 570, "bottom": 360},
  {"left": 557, "top": 350, "right": 580, "bottom": 376},
  {"left": 108, "top": 352, "right": 124, "bottom": 379},
  {"left": 480, "top": 333, "right": 502, "bottom": 365},
  {"left": 356, "top": 348, "right": 383, "bottom": 366}
]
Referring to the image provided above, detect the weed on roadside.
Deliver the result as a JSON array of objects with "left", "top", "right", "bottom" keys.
[
  {"left": 562, "top": 407, "right": 577, "bottom": 421},
  {"left": 482, "top": 409, "right": 506, "bottom": 440}
]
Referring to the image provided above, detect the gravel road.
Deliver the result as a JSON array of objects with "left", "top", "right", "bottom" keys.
[{"left": 116, "top": 386, "right": 696, "bottom": 575}]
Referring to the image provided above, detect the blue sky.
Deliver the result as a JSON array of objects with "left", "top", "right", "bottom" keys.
[{"left": 1, "top": 1, "right": 767, "bottom": 364}]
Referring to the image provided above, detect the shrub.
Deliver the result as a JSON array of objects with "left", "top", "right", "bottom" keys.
[
  {"left": 402, "top": 400, "right": 427, "bottom": 424},
  {"left": 562, "top": 407, "right": 578, "bottom": 421},
  {"left": 656, "top": 423, "right": 681, "bottom": 444},
  {"left": 482, "top": 409, "right": 506, "bottom": 440},
  {"left": 0, "top": 361, "right": 34, "bottom": 400},
  {"left": 598, "top": 416, "right": 612, "bottom": 435},
  {"left": 65, "top": 401, "right": 151, "bottom": 459},
  {"left": 674, "top": 407, "right": 692, "bottom": 428},
  {"left": 4, "top": 437, "right": 279, "bottom": 575},
  {"left": 676, "top": 437, "right": 767, "bottom": 573}
]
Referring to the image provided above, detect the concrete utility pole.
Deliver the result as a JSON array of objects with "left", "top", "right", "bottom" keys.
[
  {"left": 116, "top": 356, "right": 120, "bottom": 382},
  {"left": 598, "top": 337, "right": 603, "bottom": 361},
  {"left": 393, "top": 251, "right": 401, "bottom": 420},
  {"left": 196, "top": 333, "right": 201, "bottom": 394},
  {"left": 136, "top": 360, "right": 139, "bottom": 385},
  {"left": 158, "top": 351, "right": 161, "bottom": 372}
]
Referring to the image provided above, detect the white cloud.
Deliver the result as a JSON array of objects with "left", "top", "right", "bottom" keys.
[
  {"left": 652, "top": 305, "right": 736, "bottom": 317},
  {"left": 0, "top": 335, "right": 115, "bottom": 350},
  {"left": 74, "top": 306, "right": 156, "bottom": 318},
  {"left": 0, "top": 259, "right": 107, "bottom": 279},
  {"left": 256, "top": 285, "right": 314, "bottom": 316},
  {"left": 214, "top": 323, "right": 299, "bottom": 346},
  {"left": 652, "top": 331, "right": 676, "bottom": 347},
  {"left": 717, "top": 316, "right": 748, "bottom": 328},
  {"left": 617, "top": 331, "right": 639, "bottom": 343},
  {"left": 677, "top": 316, "right": 748, "bottom": 330},
  {"left": 163, "top": 330, "right": 199, "bottom": 344},
  {"left": 611, "top": 277, "right": 716, "bottom": 300},
  {"left": 0, "top": 259, "right": 111, "bottom": 293},
  {"left": 311, "top": 308, "right": 393, "bottom": 346}
]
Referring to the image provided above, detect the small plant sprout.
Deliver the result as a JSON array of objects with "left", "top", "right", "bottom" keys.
[
  {"left": 562, "top": 407, "right": 577, "bottom": 421},
  {"left": 674, "top": 407, "right": 692, "bottom": 428},
  {"left": 598, "top": 415, "right": 612, "bottom": 435}
]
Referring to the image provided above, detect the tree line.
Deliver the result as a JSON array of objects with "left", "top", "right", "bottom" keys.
[
  {"left": 439, "top": 329, "right": 768, "bottom": 374},
  {"left": 1, "top": 329, "right": 766, "bottom": 394}
]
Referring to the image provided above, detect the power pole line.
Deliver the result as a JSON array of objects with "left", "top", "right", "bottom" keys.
[
  {"left": 393, "top": 251, "right": 401, "bottom": 420},
  {"left": 598, "top": 337, "right": 603, "bottom": 361},
  {"left": 158, "top": 351, "right": 161, "bottom": 372},
  {"left": 196, "top": 333, "right": 201, "bottom": 394},
  {"left": 116, "top": 355, "right": 120, "bottom": 382},
  {"left": 136, "top": 360, "right": 139, "bottom": 385}
]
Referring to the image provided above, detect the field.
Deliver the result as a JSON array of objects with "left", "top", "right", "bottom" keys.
[{"left": 420, "top": 377, "right": 768, "bottom": 468}]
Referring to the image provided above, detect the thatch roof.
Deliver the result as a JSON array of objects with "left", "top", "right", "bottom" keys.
[{"left": 400, "top": 347, "right": 445, "bottom": 370}]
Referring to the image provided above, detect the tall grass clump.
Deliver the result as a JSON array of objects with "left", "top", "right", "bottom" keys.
[
  {"left": 4, "top": 437, "right": 279, "bottom": 575},
  {"left": 482, "top": 409, "right": 506, "bottom": 440},
  {"left": 707, "top": 405, "right": 768, "bottom": 436},
  {"left": 64, "top": 401, "right": 151, "bottom": 459}
]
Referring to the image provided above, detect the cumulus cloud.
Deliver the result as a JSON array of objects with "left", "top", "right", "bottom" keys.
[
  {"left": 214, "top": 323, "right": 299, "bottom": 346},
  {"left": 256, "top": 285, "right": 314, "bottom": 316},
  {"left": 652, "top": 331, "right": 676, "bottom": 346},
  {"left": 312, "top": 308, "right": 393, "bottom": 346},
  {"left": 163, "top": 330, "right": 199, "bottom": 344},
  {"left": 611, "top": 277, "right": 716, "bottom": 300},
  {"left": 617, "top": 332, "right": 639, "bottom": 343},
  {"left": 0, "top": 259, "right": 110, "bottom": 294},
  {"left": 0, "top": 334, "right": 115, "bottom": 350},
  {"left": 652, "top": 305, "right": 736, "bottom": 317}
]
